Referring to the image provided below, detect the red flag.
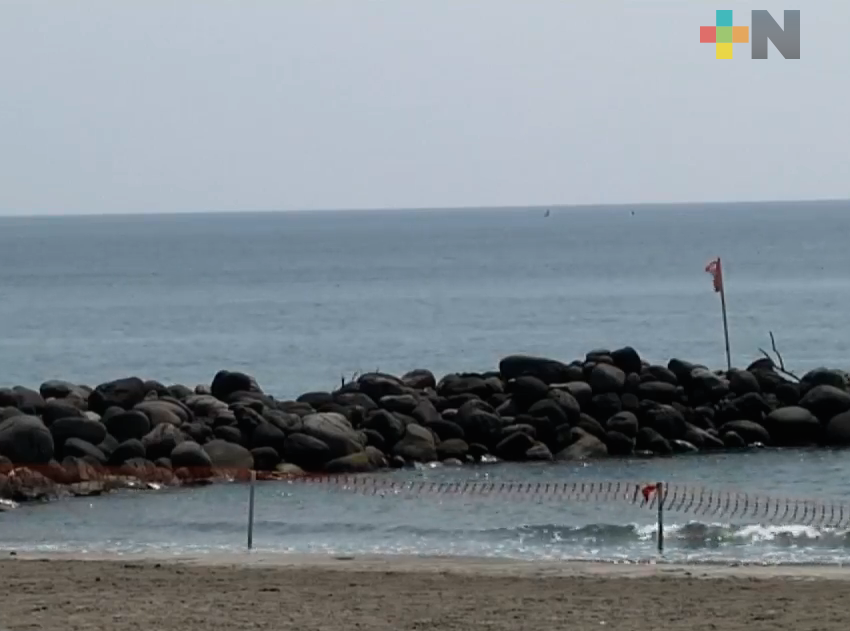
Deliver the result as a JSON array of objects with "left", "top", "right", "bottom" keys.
[
  {"left": 705, "top": 257, "right": 723, "bottom": 293},
  {"left": 641, "top": 484, "right": 657, "bottom": 502}
]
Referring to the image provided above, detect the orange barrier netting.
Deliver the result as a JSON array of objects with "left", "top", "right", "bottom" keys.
[{"left": 4, "top": 463, "right": 850, "bottom": 530}]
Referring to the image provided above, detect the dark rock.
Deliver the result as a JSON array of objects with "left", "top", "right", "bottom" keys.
[
  {"left": 775, "top": 382, "right": 801, "bottom": 406},
  {"left": 392, "top": 424, "right": 437, "bottom": 462},
  {"left": 611, "top": 346, "right": 642, "bottom": 375},
  {"left": 527, "top": 399, "right": 568, "bottom": 427},
  {"left": 88, "top": 377, "right": 147, "bottom": 415},
  {"left": 590, "top": 393, "right": 622, "bottom": 422},
  {"left": 454, "top": 401, "right": 504, "bottom": 446},
  {"left": 555, "top": 429, "right": 608, "bottom": 461},
  {"left": 40, "top": 380, "right": 90, "bottom": 401},
  {"left": 210, "top": 370, "right": 261, "bottom": 401},
  {"left": 297, "top": 391, "right": 334, "bottom": 407},
  {"left": 379, "top": 394, "right": 419, "bottom": 415},
  {"left": 722, "top": 431, "right": 746, "bottom": 449},
  {"left": 576, "top": 414, "right": 606, "bottom": 442},
  {"left": 263, "top": 409, "right": 303, "bottom": 434},
  {"left": 728, "top": 369, "right": 761, "bottom": 395},
  {"left": 558, "top": 382, "right": 593, "bottom": 407},
  {"left": 636, "top": 427, "right": 672, "bottom": 456},
  {"left": 719, "top": 420, "right": 771, "bottom": 445},
  {"left": 799, "top": 385, "right": 850, "bottom": 422},
  {"left": 547, "top": 389, "right": 581, "bottom": 420},
  {"left": 325, "top": 451, "right": 380, "bottom": 473},
  {"left": 301, "top": 413, "right": 364, "bottom": 459},
  {"left": 689, "top": 369, "right": 730, "bottom": 403},
  {"left": 182, "top": 422, "right": 214, "bottom": 444},
  {"left": 103, "top": 410, "right": 152, "bottom": 442},
  {"left": 411, "top": 399, "right": 441, "bottom": 426},
  {"left": 42, "top": 400, "right": 86, "bottom": 426},
  {"left": 361, "top": 428, "right": 385, "bottom": 450},
  {"left": 0, "top": 415, "right": 54, "bottom": 464},
  {"left": 357, "top": 373, "right": 406, "bottom": 401},
  {"left": 333, "top": 392, "right": 378, "bottom": 411},
  {"left": 620, "top": 392, "right": 640, "bottom": 413},
  {"left": 437, "top": 438, "right": 469, "bottom": 460},
  {"left": 605, "top": 430, "right": 635, "bottom": 456},
  {"left": 606, "top": 411, "right": 639, "bottom": 438},
  {"left": 467, "top": 443, "right": 490, "bottom": 460},
  {"left": 426, "top": 419, "right": 465, "bottom": 441},
  {"left": 282, "top": 433, "right": 332, "bottom": 470},
  {"left": 640, "top": 404, "right": 686, "bottom": 439},
  {"left": 142, "top": 423, "right": 186, "bottom": 461},
  {"left": 729, "top": 392, "right": 771, "bottom": 422},
  {"left": 589, "top": 364, "right": 626, "bottom": 394},
  {"left": 402, "top": 369, "right": 437, "bottom": 390},
  {"left": 762, "top": 406, "right": 821, "bottom": 446},
  {"left": 636, "top": 382, "right": 677, "bottom": 404},
  {"left": 202, "top": 439, "right": 253, "bottom": 470},
  {"left": 213, "top": 425, "right": 244, "bottom": 444},
  {"left": 4, "top": 387, "right": 46, "bottom": 415},
  {"left": 439, "top": 375, "right": 494, "bottom": 399},
  {"left": 508, "top": 376, "right": 549, "bottom": 408},
  {"left": 167, "top": 384, "right": 194, "bottom": 400},
  {"left": 108, "top": 439, "right": 146, "bottom": 466},
  {"left": 525, "top": 443, "right": 554, "bottom": 461},
  {"left": 97, "top": 433, "right": 119, "bottom": 458},
  {"left": 170, "top": 441, "right": 213, "bottom": 469},
  {"left": 363, "top": 410, "right": 406, "bottom": 447},
  {"left": 495, "top": 431, "right": 536, "bottom": 461},
  {"left": 250, "top": 447, "right": 280, "bottom": 471},
  {"left": 682, "top": 424, "right": 725, "bottom": 450},
  {"left": 135, "top": 400, "right": 187, "bottom": 426},
  {"left": 801, "top": 368, "right": 848, "bottom": 392},
  {"left": 250, "top": 422, "right": 287, "bottom": 453},
  {"left": 671, "top": 439, "right": 698, "bottom": 454},
  {"left": 825, "top": 411, "right": 850, "bottom": 446},
  {"left": 668, "top": 359, "right": 703, "bottom": 386},
  {"left": 499, "top": 355, "right": 574, "bottom": 384},
  {"left": 643, "top": 365, "right": 678, "bottom": 385},
  {"left": 62, "top": 438, "right": 106, "bottom": 464},
  {"left": 50, "top": 417, "right": 107, "bottom": 447}
]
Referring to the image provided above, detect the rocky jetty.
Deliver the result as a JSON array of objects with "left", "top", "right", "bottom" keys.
[{"left": 2, "top": 348, "right": 850, "bottom": 503}]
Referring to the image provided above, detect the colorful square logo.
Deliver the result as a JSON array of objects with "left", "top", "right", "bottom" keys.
[{"left": 700, "top": 10, "right": 749, "bottom": 58}]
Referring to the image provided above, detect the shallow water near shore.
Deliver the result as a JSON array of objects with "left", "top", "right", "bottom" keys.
[
  {"left": 4, "top": 449, "right": 850, "bottom": 564},
  {"left": 3, "top": 201, "right": 850, "bottom": 564}
]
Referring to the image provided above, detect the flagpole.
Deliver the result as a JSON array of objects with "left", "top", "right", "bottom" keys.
[{"left": 718, "top": 258, "right": 731, "bottom": 371}]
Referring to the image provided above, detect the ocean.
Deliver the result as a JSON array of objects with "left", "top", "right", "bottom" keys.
[{"left": 2, "top": 200, "right": 850, "bottom": 564}]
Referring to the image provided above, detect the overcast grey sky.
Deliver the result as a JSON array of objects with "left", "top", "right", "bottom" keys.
[{"left": 0, "top": 1, "right": 847, "bottom": 215}]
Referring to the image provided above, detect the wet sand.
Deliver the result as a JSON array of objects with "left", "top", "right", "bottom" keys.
[{"left": 2, "top": 553, "right": 848, "bottom": 631}]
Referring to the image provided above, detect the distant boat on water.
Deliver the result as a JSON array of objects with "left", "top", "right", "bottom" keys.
[{"left": 543, "top": 209, "right": 550, "bottom": 217}]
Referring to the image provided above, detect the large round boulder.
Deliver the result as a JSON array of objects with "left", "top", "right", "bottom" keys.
[
  {"left": 170, "top": 441, "right": 213, "bottom": 469},
  {"left": 282, "top": 433, "right": 332, "bottom": 470},
  {"left": 391, "top": 424, "right": 437, "bottom": 462},
  {"left": 453, "top": 401, "right": 504, "bottom": 446},
  {"left": 357, "top": 373, "right": 406, "bottom": 401},
  {"left": 719, "top": 420, "right": 771, "bottom": 445},
  {"left": 0, "top": 415, "right": 54, "bottom": 464},
  {"left": 88, "top": 377, "right": 147, "bottom": 415},
  {"left": 142, "top": 423, "right": 186, "bottom": 461},
  {"left": 210, "top": 370, "right": 262, "bottom": 402},
  {"left": 499, "top": 355, "right": 574, "bottom": 384},
  {"left": 401, "top": 369, "right": 436, "bottom": 390},
  {"left": 50, "top": 417, "right": 107, "bottom": 447},
  {"left": 301, "top": 413, "right": 364, "bottom": 459},
  {"left": 825, "top": 411, "right": 850, "bottom": 446},
  {"left": 799, "top": 385, "right": 850, "bottom": 422},
  {"left": 762, "top": 406, "right": 821, "bottom": 446},
  {"left": 555, "top": 429, "right": 608, "bottom": 461},
  {"left": 363, "top": 410, "right": 405, "bottom": 447},
  {"left": 611, "top": 346, "right": 642, "bottom": 375},
  {"left": 135, "top": 400, "right": 188, "bottom": 426},
  {"left": 202, "top": 439, "right": 253, "bottom": 470},
  {"left": 104, "top": 410, "right": 151, "bottom": 442},
  {"left": 589, "top": 364, "right": 626, "bottom": 394}
]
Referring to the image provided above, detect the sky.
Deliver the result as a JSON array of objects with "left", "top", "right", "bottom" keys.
[{"left": 0, "top": 0, "right": 847, "bottom": 215}]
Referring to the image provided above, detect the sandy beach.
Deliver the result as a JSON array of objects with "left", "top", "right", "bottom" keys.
[{"left": 1, "top": 553, "right": 848, "bottom": 631}]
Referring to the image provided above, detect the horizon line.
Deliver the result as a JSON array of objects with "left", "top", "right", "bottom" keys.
[{"left": 0, "top": 196, "right": 848, "bottom": 219}]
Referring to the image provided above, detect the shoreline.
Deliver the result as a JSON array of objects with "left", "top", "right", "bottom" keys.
[{"left": 4, "top": 553, "right": 850, "bottom": 631}]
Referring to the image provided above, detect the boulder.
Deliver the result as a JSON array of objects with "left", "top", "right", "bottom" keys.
[
  {"left": 801, "top": 368, "right": 848, "bottom": 392},
  {"left": 525, "top": 443, "right": 554, "bottom": 461},
  {"left": 302, "top": 413, "right": 364, "bottom": 459},
  {"left": 62, "top": 438, "right": 106, "bottom": 464},
  {"left": 357, "top": 373, "right": 406, "bottom": 401},
  {"left": 590, "top": 393, "right": 622, "bottom": 422},
  {"left": 671, "top": 439, "right": 698, "bottom": 454},
  {"left": 636, "top": 382, "right": 677, "bottom": 404},
  {"left": 251, "top": 447, "right": 281, "bottom": 471},
  {"left": 39, "top": 380, "right": 90, "bottom": 401},
  {"left": 605, "top": 430, "right": 635, "bottom": 456},
  {"left": 202, "top": 439, "right": 253, "bottom": 470},
  {"left": 210, "top": 370, "right": 262, "bottom": 401},
  {"left": 379, "top": 394, "right": 419, "bottom": 415},
  {"left": 297, "top": 391, "right": 334, "bottom": 407},
  {"left": 88, "top": 377, "right": 147, "bottom": 415},
  {"left": 436, "top": 438, "right": 469, "bottom": 460},
  {"left": 495, "top": 431, "right": 536, "bottom": 461},
  {"left": 142, "top": 423, "right": 186, "bottom": 461},
  {"left": 325, "top": 450, "right": 384, "bottom": 473},
  {"left": 438, "top": 375, "right": 492, "bottom": 399},
  {"left": 825, "top": 411, "right": 850, "bottom": 446},
  {"left": 499, "top": 355, "right": 574, "bottom": 384},
  {"left": 49, "top": 417, "right": 107, "bottom": 447},
  {"left": 636, "top": 427, "right": 672, "bottom": 456},
  {"left": 762, "top": 406, "right": 822, "bottom": 446},
  {"left": 282, "top": 433, "right": 332, "bottom": 470},
  {"left": 640, "top": 404, "right": 686, "bottom": 439},
  {"left": 682, "top": 424, "right": 725, "bottom": 450},
  {"left": 527, "top": 399, "right": 568, "bottom": 427},
  {"left": 547, "top": 389, "right": 581, "bottom": 420},
  {"left": 0, "top": 415, "right": 54, "bottom": 464},
  {"left": 427, "top": 419, "right": 465, "bottom": 441},
  {"left": 250, "top": 422, "right": 287, "bottom": 453},
  {"left": 719, "top": 420, "right": 771, "bottom": 445},
  {"left": 642, "top": 365, "right": 678, "bottom": 385},
  {"left": 214, "top": 425, "right": 244, "bottom": 444},
  {"left": 454, "top": 401, "right": 504, "bottom": 446},
  {"left": 722, "top": 431, "right": 746, "bottom": 449},
  {"left": 42, "top": 400, "right": 86, "bottom": 426},
  {"left": 401, "top": 369, "right": 437, "bottom": 390},
  {"left": 170, "top": 441, "right": 213, "bottom": 469},
  {"left": 799, "top": 385, "right": 850, "bottom": 422},
  {"left": 611, "top": 346, "right": 642, "bottom": 375},
  {"left": 589, "top": 364, "right": 626, "bottom": 394},
  {"left": 558, "top": 381, "right": 593, "bottom": 407},
  {"left": 606, "top": 411, "right": 639, "bottom": 437},
  {"left": 411, "top": 399, "right": 441, "bottom": 426},
  {"left": 728, "top": 369, "right": 761, "bottom": 395},
  {"left": 108, "top": 439, "right": 146, "bottom": 466},
  {"left": 363, "top": 410, "right": 406, "bottom": 446},
  {"left": 392, "top": 424, "right": 437, "bottom": 462},
  {"left": 555, "top": 429, "right": 608, "bottom": 461},
  {"left": 135, "top": 400, "right": 187, "bottom": 426},
  {"left": 508, "top": 376, "right": 549, "bottom": 407}
]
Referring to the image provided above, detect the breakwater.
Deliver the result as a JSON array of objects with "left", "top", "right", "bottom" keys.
[{"left": 2, "top": 348, "right": 850, "bottom": 504}]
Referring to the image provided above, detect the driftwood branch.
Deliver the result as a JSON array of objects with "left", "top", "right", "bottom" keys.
[{"left": 757, "top": 330, "right": 801, "bottom": 382}]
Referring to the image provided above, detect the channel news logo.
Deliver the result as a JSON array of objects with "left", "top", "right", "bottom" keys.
[{"left": 700, "top": 10, "right": 800, "bottom": 59}]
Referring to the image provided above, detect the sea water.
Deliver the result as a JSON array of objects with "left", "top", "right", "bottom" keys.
[{"left": 2, "top": 201, "right": 850, "bottom": 563}]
